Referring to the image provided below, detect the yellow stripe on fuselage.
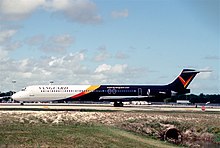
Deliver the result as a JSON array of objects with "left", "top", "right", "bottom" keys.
[{"left": 86, "top": 85, "right": 100, "bottom": 94}]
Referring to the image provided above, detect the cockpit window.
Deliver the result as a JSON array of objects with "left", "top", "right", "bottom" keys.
[{"left": 21, "top": 87, "right": 26, "bottom": 91}]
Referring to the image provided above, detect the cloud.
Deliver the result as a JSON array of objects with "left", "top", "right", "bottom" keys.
[
  {"left": 0, "top": 51, "right": 89, "bottom": 90},
  {"left": 93, "top": 46, "right": 111, "bottom": 62},
  {"left": 115, "top": 51, "right": 129, "bottom": 59},
  {"left": 40, "top": 46, "right": 66, "bottom": 53},
  {"left": 44, "top": 0, "right": 70, "bottom": 11},
  {"left": 0, "top": 0, "right": 102, "bottom": 24},
  {"left": 0, "top": 0, "right": 45, "bottom": 20},
  {"left": 0, "top": 29, "right": 18, "bottom": 43},
  {"left": 38, "top": 34, "right": 74, "bottom": 53},
  {"left": 111, "top": 9, "right": 128, "bottom": 19},
  {"left": 51, "top": 0, "right": 102, "bottom": 24},
  {"left": 94, "top": 64, "right": 127, "bottom": 74},
  {"left": 94, "top": 63, "right": 125, "bottom": 84},
  {"left": 48, "top": 52, "right": 84, "bottom": 67},
  {"left": 0, "top": 48, "right": 8, "bottom": 59},
  {"left": 93, "top": 47, "right": 129, "bottom": 61},
  {"left": 21, "top": 34, "right": 74, "bottom": 54},
  {"left": 51, "top": 34, "right": 74, "bottom": 45},
  {"left": 196, "top": 67, "right": 213, "bottom": 80},
  {"left": 204, "top": 55, "right": 220, "bottom": 60},
  {"left": 0, "top": 27, "right": 21, "bottom": 59},
  {"left": 111, "top": 64, "right": 128, "bottom": 74},
  {"left": 91, "top": 73, "right": 107, "bottom": 80},
  {"left": 0, "top": 48, "right": 147, "bottom": 91},
  {"left": 26, "top": 35, "right": 45, "bottom": 46},
  {"left": 94, "top": 64, "right": 111, "bottom": 73},
  {"left": 197, "top": 72, "right": 212, "bottom": 80},
  {"left": 3, "top": 41, "right": 22, "bottom": 51},
  {"left": 93, "top": 63, "right": 146, "bottom": 84}
]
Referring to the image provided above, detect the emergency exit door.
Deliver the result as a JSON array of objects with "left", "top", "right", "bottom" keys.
[{"left": 138, "top": 88, "right": 142, "bottom": 96}]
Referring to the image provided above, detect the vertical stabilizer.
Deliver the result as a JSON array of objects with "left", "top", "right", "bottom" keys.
[{"left": 168, "top": 69, "right": 200, "bottom": 93}]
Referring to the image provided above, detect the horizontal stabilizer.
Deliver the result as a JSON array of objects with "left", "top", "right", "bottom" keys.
[{"left": 182, "top": 69, "right": 212, "bottom": 73}]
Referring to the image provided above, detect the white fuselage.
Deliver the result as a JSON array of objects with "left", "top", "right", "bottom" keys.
[{"left": 11, "top": 85, "right": 97, "bottom": 102}]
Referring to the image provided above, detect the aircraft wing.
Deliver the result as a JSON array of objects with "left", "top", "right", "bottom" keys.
[{"left": 99, "top": 95, "right": 154, "bottom": 101}]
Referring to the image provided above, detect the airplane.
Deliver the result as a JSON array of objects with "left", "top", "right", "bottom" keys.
[{"left": 11, "top": 69, "right": 201, "bottom": 107}]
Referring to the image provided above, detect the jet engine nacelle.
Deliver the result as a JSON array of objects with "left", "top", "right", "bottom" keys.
[{"left": 176, "top": 89, "right": 190, "bottom": 95}]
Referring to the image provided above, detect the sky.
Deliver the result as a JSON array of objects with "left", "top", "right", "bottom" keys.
[{"left": 0, "top": 0, "right": 219, "bottom": 94}]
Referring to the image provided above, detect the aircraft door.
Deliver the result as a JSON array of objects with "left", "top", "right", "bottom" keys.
[{"left": 138, "top": 88, "right": 142, "bottom": 96}]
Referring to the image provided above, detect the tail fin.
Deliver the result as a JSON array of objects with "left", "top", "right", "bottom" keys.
[{"left": 168, "top": 69, "right": 200, "bottom": 94}]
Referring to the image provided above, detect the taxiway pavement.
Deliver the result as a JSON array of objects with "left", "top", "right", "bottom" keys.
[{"left": 0, "top": 103, "right": 219, "bottom": 112}]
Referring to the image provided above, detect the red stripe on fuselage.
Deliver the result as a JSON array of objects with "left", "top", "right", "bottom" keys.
[{"left": 71, "top": 92, "right": 86, "bottom": 99}]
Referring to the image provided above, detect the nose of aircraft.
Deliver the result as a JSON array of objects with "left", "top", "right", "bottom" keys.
[
  {"left": 11, "top": 91, "right": 29, "bottom": 102},
  {"left": 11, "top": 92, "right": 23, "bottom": 101},
  {"left": 11, "top": 93, "right": 18, "bottom": 100}
]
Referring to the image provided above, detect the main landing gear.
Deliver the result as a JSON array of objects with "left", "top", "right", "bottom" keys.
[{"left": 113, "top": 101, "right": 123, "bottom": 107}]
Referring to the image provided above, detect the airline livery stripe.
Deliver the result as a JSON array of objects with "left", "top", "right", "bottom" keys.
[{"left": 71, "top": 85, "right": 100, "bottom": 99}]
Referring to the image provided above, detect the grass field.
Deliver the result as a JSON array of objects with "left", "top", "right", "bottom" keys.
[
  {"left": 0, "top": 123, "right": 177, "bottom": 148},
  {"left": 0, "top": 110, "right": 220, "bottom": 147}
]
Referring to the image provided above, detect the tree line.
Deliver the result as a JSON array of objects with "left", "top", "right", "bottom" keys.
[
  {"left": 0, "top": 91, "right": 14, "bottom": 98},
  {"left": 170, "top": 93, "right": 220, "bottom": 103}
]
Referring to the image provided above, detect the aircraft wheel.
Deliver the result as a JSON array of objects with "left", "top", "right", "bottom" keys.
[
  {"left": 113, "top": 102, "right": 123, "bottom": 107},
  {"left": 113, "top": 102, "right": 118, "bottom": 107}
]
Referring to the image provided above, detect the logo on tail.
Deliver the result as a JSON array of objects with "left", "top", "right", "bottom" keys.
[{"left": 178, "top": 75, "right": 194, "bottom": 88}]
